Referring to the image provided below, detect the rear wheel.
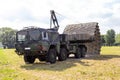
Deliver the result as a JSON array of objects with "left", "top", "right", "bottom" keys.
[
  {"left": 24, "top": 55, "right": 35, "bottom": 64},
  {"left": 46, "top": 49, "right": 57, "bottom": 64},
  {"left": 58, "top": 48, "right": 67, "bottom": 61},
  {"left": 67, "top": 54, "right": 69, "bottom": 58},
  {"left": 81, "top": 47, "right": 86, "bottom": 58},
  {"left": 75, "top": 47, "right": 82, "bottom": 58}
]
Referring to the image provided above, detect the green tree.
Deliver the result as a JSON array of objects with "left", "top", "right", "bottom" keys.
[
  {"left": 115, "top": 33, "right": 120, "bottom": 45},
  {"left": 0, "top": 27, "right": 17, "bottom": 48},
  {"left": 105, "top": 29, "right": 115, "bottom": 46}
]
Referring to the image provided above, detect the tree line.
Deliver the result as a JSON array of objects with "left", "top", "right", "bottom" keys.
[
  {"left": 0, "top": 27, "right": 120, "bottom": 48},
  {"left": 0, "top": 27, "right": 17, "bottom": 48},
  {"left": 101, "top": 29, "right": 120, "bottom": 46}
]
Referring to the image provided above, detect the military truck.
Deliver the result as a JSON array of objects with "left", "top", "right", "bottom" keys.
[
  {"left": 15, "top": 10, "right": 68, "bottom": 64},
  {"left": 15, "top": 10, "right": 101, "bottom": 64}
]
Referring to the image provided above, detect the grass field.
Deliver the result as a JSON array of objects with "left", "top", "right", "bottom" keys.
[{"left": 0, "top": 47, "right": 120, "bottom": 80}]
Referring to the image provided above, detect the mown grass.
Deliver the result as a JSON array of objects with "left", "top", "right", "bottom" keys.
[
  {"left": 101, "top": 46, "right": 120, "bottom": 55},
  {"left": 0, "top": 47, "right": 120, "bottom": 80}
]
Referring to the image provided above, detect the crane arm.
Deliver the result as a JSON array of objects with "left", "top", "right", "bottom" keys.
[{"left": 50, "top": 10, "right": 59, "bottom": 31}]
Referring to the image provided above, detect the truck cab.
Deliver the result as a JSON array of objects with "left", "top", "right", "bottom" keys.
[
  {"left": 15, "top": 10, "right": 68, "bottom": 64},
  {"left": 15, "top": 27, "right": 68, "bottom": 64}
]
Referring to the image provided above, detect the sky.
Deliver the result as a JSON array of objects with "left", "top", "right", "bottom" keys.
[{"left": 0, "top": 0, "right": 120, "bottom": 34}]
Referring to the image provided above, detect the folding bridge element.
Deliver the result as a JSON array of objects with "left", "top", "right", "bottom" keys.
[{"left": 63, "top": 22, "right": 101, "bottom": 56}]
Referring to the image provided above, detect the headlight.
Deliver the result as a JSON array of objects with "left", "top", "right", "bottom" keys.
[{"left": 25, "top": 47, "right": 31, "bottom": 50}]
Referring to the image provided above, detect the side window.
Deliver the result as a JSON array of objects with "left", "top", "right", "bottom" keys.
[{"left": 42, "top": 32, "right": 48, "bottom": 40}]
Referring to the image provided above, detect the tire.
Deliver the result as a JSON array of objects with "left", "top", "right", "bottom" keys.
[
  {"left": 38, "top": 56, "right": 46, "bottom": 61},
  {"left": 46, "top": 49, "right": 57, "bottom": 64},
  {"left": 81, "top": 47, "right": 86, "bottom": 58},
  {"left": 67, "top": 54, "right": 69, "bottom": 58},
  {"left": 58, "top": 48, "right": 67, "bottom": 61},
  {"left": 24, "top": 55, "right": 35, "bottom": 64},
  {"left": 75, "top": 47, "right": 82, "bottom": 58}
]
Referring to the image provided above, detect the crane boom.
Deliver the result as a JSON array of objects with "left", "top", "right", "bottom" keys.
[{"left": 50, "top": 10, "right": 59, "bottom": 31}]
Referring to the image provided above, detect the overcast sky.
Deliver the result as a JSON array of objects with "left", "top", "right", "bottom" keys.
[{"left": 0, "top": 0, "right": 120, "bottom": 34}]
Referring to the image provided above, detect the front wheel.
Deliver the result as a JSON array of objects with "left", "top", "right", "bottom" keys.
[
  {"left": 46, "top": 49, "right": 57, "bottom": 64},
  {"left": 24, "top": 55, "right": 35, "bottom": 64}
]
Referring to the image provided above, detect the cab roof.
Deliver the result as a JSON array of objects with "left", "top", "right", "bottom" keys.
[{"left": 18, "top": 27, "right": 58, "bottom": 33}]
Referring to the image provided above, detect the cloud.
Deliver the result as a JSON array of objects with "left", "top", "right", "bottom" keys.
[{"left": 0, "top": 0, "right": 120, "bottom": 34}]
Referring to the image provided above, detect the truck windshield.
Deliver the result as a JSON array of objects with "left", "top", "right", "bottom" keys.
[
  {"left": 17, "top": 31, "right": 27, "bottom": 42},
  {"left": 29, "top": 30, "right": 41, "bottom": 41},
  {"left": 17, "top": 29, "right": 42, "bottom": 42}
]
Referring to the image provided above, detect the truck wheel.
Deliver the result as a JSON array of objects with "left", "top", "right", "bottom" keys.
[
  {"left": 75, "top": 48, "right": 82, "bottom": 58},
  {"left": 58, "top": 48, "right": 67, "bottom": 61},
  {"left": 46, "top": 49, "right": 56, "bottom": 64},
  {"left": 24, "top": 55, "right": 35, "bottom": 64},
  {"left": 81, "top": 47, "right": 86, "bottom": 58},
  {"left": 67, "top": 54, "right": 69, "bottom": 58}
]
